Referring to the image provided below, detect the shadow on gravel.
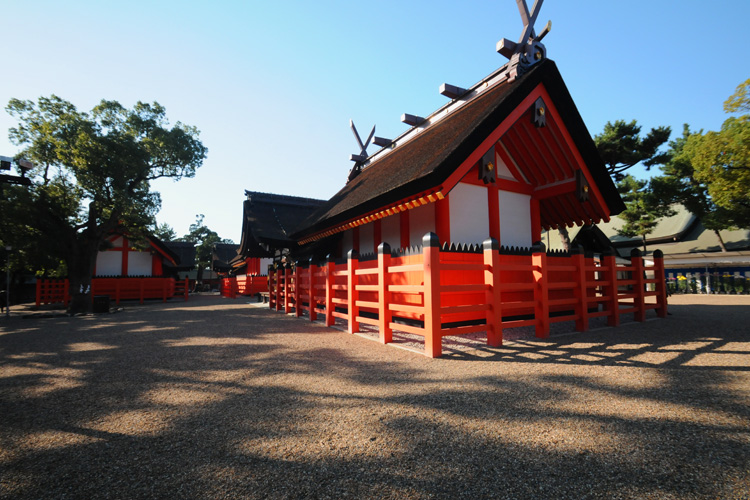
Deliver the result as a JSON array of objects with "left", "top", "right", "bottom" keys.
[{"left": 1, "top": 297, "right": 748, "bottom": 499}]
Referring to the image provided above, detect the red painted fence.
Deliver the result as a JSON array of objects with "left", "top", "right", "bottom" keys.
[
  {"left": 220, "top": 275, "right": 269, "bottom": 299},
  {"left": 267, "top": 232, "right": 667, "bottom": 358},
  {"left": 36, "top": 277, "right": 190, "bottom": 306}
]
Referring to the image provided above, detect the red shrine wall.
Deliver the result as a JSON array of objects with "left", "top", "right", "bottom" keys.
[
  {"left": 336, "top": 179, "right": 539, "bottom": 256},
  {"left": 94, "top": 236, "right": 163, "bottom": 277}
]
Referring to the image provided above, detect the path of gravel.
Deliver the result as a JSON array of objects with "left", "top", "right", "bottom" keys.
[{"left": 1, "top": 294, "right": 749, "bottom": 499}]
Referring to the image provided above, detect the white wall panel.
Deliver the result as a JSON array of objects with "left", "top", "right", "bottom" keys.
[
  {"left": 359, "top": 222, "right": 375, "bottom": 255},
  {"left": 341, "top": 229, "right": 354, "bottom": 255},
  {"left": 128, "top": 252, "right": 152, "bottom": 276},
  {"left": 499, "top": 190, "right": 532, "bottom": 248},
  {"left": 449, "top": 182, "right": 489, "bottom": 245},
  {"left": 409, "top": 203, "right": 435, "bottom": 247},
  {"left": 381, "top": 214, "right": 400, "bottom": 249},
  {"left": 96, "top": 252, "right": 121, "bottom": 276}
]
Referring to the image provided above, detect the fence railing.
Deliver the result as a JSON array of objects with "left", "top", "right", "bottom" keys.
[
  {"left": 220, "top": 275, "right": 269, "bottom": 298},
  {"left": 36, "top": 277, "right": 189, "bottom": 306},
  {"left": 266, "top": 232, "right": 667, "bottom": 358}
]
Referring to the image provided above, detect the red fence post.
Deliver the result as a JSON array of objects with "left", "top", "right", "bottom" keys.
[
  {"left": 325, "top": 257, "right": 335, "bottom": 326},
  {"left": 308, "top": 259, "right": 317, "bottom": 321},
  {"left": 35, "top": 280, "right": 42, "bottom": 307},
  {"left": 483, "top": 238, "right": 503, "bottom": 347},
  {"left": 284, "top": 264, "right": 292, "bottom": 314},
  {"left": 294, "top": 262, "right": 302, "bottom": 317},
  {"left": 631, "top": 248, "right": 646, "bottom": 322},
  {"left": 602, "top": 250, "right": 620, "bottom": 327},
  {"left": 653, "top": 249, "right": 668, "bottom": 318},
  {"left": 532, "top": 244, "right": 549, "bottom": 338},
  {"left": 347, "top": 249, "right": 359, "bottom": 334},
  {"left": 377, "top": 242, "right": 392, "bottom": 344},
  {"left": 268, "top": 264, "right": 274, "bottom": 309},
  {"left": 423, "top": 232, "right": 442, "bottom": 358},
  {"left": 572, "top": 246, "right": 589, "bottom": 332}
]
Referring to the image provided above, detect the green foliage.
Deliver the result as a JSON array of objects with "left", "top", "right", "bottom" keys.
[
  {"left": 723, "top": 78, "right": 750, "bottom": 114},
  {"left": 152, "top": 222, "right": 177, "bottom": 242},
  {"left": 177, "top": 215, "right": 233, "bottom": 276},
  {"left": 594, "top": 119, "right": 671, "bottom": 180},
  {"left": 655, "top": 81, "right": 750, "bottom": 231},
  {"left": 4, "top": 95, "right": 207, "bottom": 312},
  {"left": 616, "top": 175, "right": 675, "bottom": 251}
]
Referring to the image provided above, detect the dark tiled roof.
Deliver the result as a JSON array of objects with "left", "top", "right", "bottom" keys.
[
  {"left": 293, "top": 59, "right": 623, "bottom": 239},
  {"left": 238, "top": 191, "right": 327, "bottom": 257},
  {"left": 164, "top": 241, "right": 196, "bottom": 270},
  {"left": 213, "top": 243, "right": 240, "bottom": 271}
]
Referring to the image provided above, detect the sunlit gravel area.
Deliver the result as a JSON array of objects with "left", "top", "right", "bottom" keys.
[{"left": 1, "top": 294, "right": 749, "bottom": 499}]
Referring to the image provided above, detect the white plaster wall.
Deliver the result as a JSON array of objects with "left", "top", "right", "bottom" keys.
[
  {"left": 341, "top": 229, "right": 354, "bottom": 255},
  {"left": 110, "top": 236, "right": 124, "bottom": 247},
  {"left": 96, "top": 252, "right": 121, "bottom": 276},
  {"left": 498, "top": 190, "right": 532, "bottom": 248},
  {"left": 409, "top": 202, "right": 435, "bottom": 247},
  {"left": 359, "top": 222, "right": 375, "bottom": 255},
  {"left": 260, "top": 258, "right": 274, "bottom": 275},
  {"left": 128, "top": 252, "right": 152, "bottom": 276},
  {"left": 381, "top": 214, "right": 400, "bottom": 249},
  {"left": 449, "top": 182, "right": 489, "bottom": 245}
]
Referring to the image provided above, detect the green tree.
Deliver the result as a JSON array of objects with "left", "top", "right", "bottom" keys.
[
  {"left": 653, "top": 125, "right": 737, "bottom": 251},
  {"left": 616, "top": 175, "right": 675, "bottom": 253},
  {"left": 6, "top": 95, "right": 207, "bottom": 313},
  {"left": 152, "top": 222, "right": 177, "bottom": 242},
  {"left": 689, "top": 83, "right": 750, "bottom": 227},
  {"left": 177, "top": 214, "right": 233, "bottom": 282},
  {"left": 594, "top": 119, "right": 671, "bottom": 180}
]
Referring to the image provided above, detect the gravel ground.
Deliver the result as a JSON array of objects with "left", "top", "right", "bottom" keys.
[{"left": 1, "top": 294, "right": 749, "bottom": 499}]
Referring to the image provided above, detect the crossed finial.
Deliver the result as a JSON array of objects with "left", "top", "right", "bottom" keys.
[
  {"left": 349, "top": 120, "right": 375, "bottom": 164},
  {"left": 347, "top": 120, "right": 375, "bottom": 182},
  {"left": 496, "top": 0, "right": 551, "bottom": 82}
]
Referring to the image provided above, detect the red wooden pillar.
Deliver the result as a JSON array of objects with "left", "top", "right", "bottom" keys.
[
  {"left": 284, "top": 264, "right": 292, "bottom": 314},
  {"left": 422, "top": 232, "right": 442, "bottom": 358},
  {"left": 631, "top": 249, "right": 646, "bottom": 322},
  {"left": 294, "top": 262, "right": 302, "bottom": 317},
  {"left": 274, "top": 262, "right": 284, "bottom": 311},
  {"left": 530, "top": 198, "right": 542, "bottom": 244},
  {"left": 399, "top": 211, "right": 410, "bottom": 249},
  {"left": 653, "top": 249, "right": 668, "bottom": 318},
  {"left": 152, "top": 255, "right": 163, "bottom": 277},
  {"left": 268, "top": 264, "right": 274, "bottom": 310},
  {"left": 377, "top": 242, "right": 392, "bottom": 344},
  {"left": 308, "top": 259, "right": 317, "bottom": 321},
  {"left": 572, "top": 246, "right": 589, "bottom": 332},
  {"left": 483, "top": 238, "right": 503, "bottom": 347},
  {"left": 602, "top": 251, "right": 620, "bottom": 327},
  {"left": 121, "top": 236, "right": 129, "bottom": 277},
  {"left": 435, "top": 196, "right": 450, "bottom": 246},
  {"left": 35, "top": 280, "right": 41, "bottom": 307},
  {"left": 347, "top": 250, "right": 359, "bottom": 333},
  {"left": 532, "top": 244, "right": 549, "bottom": 338},
  {"left": 325, "top": 256, "right": 335, "bottom": 326}
]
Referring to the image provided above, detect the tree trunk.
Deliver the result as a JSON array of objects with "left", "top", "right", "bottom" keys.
[
  {"left": 714, "top": 230, "right": 728, "bottom": 252},
  {"left": 66, "top": 239, "right": 99, "bottom": 315},
  {"left": 558, "top": 226, "right": 571, "bottom": 252}
]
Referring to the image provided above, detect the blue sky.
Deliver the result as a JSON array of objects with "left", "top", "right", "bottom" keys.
[{"left": 2, "top": 0, "right": 748, "bottom": 243}]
